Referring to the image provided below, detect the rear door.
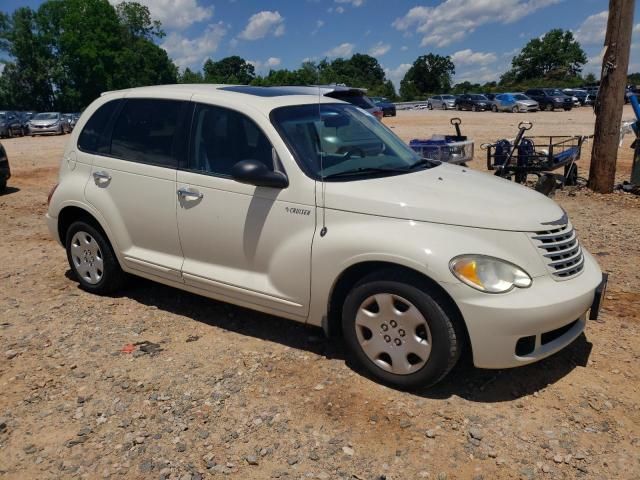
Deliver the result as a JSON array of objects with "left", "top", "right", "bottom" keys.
[
  {"left": 84, "top": 97, "right": 190, "bottom": 281},
  {"left": 176, "top": 101, "right": 316, "bottom": 319}
]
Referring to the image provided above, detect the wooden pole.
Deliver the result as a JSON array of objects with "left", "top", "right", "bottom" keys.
[{"left": 588, "top": 0, "right": 636, "bottom": 193}]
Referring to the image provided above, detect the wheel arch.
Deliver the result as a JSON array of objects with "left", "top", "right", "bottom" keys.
[
  {"left": 57, "top": 206, "right": 115, "bottom": 252},
  {"left": 325, "top": 261, "right": 471, "bottom": 353}
]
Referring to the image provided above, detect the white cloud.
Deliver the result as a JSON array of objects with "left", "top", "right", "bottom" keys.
[
  {"left": 368, "top": 41, "right": 391, "bottom": 57},
  {"left": 455, "top": 66, "right": 501, "bottom": 84},
  {"left": 574, "top": 11, "right": 608, "bottom": 45},
  {"left": 334, "top": 6, "right": 345, "bottom": 14},
  {"left": 238, "top": 11, "right": 285, "bottom": 41},
  {"left": 384, "top": 63, "right": 412, "bottom": 90},
  {"left": 312, "top": 19, "right": 324, "bottom": 35},
  {"left": 249, "top": 57, "right": 282, "bottom": 73},
  {"left": 400, "top": 45, "right": 408, "bottom": 51},
  {"left": 109, "top": 0, "right": 213, "bottom": 30},
  {"left": 325, "top": 42, "right": 355, "bottom": 57},
  {"left": 392, "top": 0, "right": 561, "bottom": 47},
  {"left": 451, "top": 49, "right": 497, "bottom": 66},
  {"left": 0, "top": 63, "right": 4, "bottom": 75},
  {"left": 583, "top": 46, "right": 606, "bottom": 75},
  {"left": 335, "top": 0, "right": 365, "bottom": 6},
  {"left": 161, "top": 22, "right": 227, "bottom": 68}
]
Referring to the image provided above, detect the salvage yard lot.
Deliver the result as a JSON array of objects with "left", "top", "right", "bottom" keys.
[{"left": 1, "top": 106, "right": 639, "bottom": 479}]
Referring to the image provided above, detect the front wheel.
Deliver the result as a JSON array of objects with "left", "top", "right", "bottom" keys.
[
  {"left": 65, "top": 221, "right": 126, "bottom": 294},
  {"left": 545, "top": 104, "right": 554, "bottom": 112},
  {"left": 342, "top": 272, "right": 462, "bottom": 389},
  {"left": 455, "top": 104, "right": 461, "bottom": 111},
  {"left": 511, "top": 105, "right": 519, "bottom": 113},
  {"left": 491, "top": 105, "right": 498, "bottom": 112}
]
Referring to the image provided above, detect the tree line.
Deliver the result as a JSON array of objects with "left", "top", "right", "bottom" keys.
[{"left": 0, "top": 0, "right": 631, "bottom": 111}]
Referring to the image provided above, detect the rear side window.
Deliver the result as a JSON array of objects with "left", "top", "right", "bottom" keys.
[
  {"left": 77, "top": 100, "right": 121, "bottom": 154},
  {"left": 189, "top": 103, "right": 273, "bottom": 177},
  {"left": 110, "top": 99, "right": 184, "bottom": 168}
]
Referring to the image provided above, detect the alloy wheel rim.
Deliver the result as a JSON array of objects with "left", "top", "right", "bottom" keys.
[
  {"left": 355, "top": 293, "right": 432, "bottom": 375},
  {"left": 70, "top": 231, "right": 104, "bottom": 285}
]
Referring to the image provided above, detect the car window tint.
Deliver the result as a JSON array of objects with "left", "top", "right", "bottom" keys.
[
  {"left": 78, "top": 100, "right": 121, "bottom": 154},
  {"left": 189, "top": 103, "right": 273, "bottom": 176},
  {"left": 110, "top": 99, "right": 182, "bottom": 168}
]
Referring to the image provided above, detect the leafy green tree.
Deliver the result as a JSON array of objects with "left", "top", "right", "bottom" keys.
[
  {"left": 203, "top": 56, "right": 255, "bottom": 84},
  {"left": 0, "top": 0, "right": 177, "bottom": 110},
  {"left": 501, "top": 29, "right": 587, "bottom": 83},
  {"left": 179, "top": 67, "right": 204, "bottom": 83},
  {"left": 399, "top": 53, "right": 454, "bottom": 100},
  {"left": 626, "top": 72, "right": 639, "bottom": 85}
]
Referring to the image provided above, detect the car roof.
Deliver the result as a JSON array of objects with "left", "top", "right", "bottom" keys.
[{"left": 101, "top": 84, "right": 350, "bottom": 113}]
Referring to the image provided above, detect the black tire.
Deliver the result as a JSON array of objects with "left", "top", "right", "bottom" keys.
[
  {"left": 491, "top": 105, "right": 498, "bottom": 112},
  {"left": 341, "top": 270, "right": 462, "bottom": 389},
  {"left": 0, "top": 179, "right": 6, "bottom": 193},
  {"left": 442, "top": 103, "right": 447, "bottom": 110},
  {"left": 455, "top": 104, "right": 461, "bottom": 111},
  {"left": 427, "top": 103, "right": 433, "bottom": 110},
  {"left": 545, "top": 103, "right": 554, "bottom": 112},
  {"left": 65, "top": 220, "right": 126, "bottom": 294},
  {"left": 511, "top": 105, "right": 519, "bottom": 113}
]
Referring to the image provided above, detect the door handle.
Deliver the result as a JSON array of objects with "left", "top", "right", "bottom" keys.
[
  {"left": 93, "top": 170, "right": 111, "bottom": 184},
  {"left": 177, "top": 187, "right": 203, "bottom": 200}
]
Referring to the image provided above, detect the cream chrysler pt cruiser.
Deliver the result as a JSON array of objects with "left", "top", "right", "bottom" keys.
[{"left": 46, "top": 85, "right": 607, "bottom": 389}]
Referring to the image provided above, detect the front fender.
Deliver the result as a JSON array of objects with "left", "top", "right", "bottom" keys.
[{"left": 307, "top": 209, "right": 548, "bottom": 327}]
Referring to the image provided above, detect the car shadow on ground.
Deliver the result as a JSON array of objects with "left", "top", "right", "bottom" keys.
[
  {"left": 0, "top": 186, "right": 20, "bottom": 196},
  {"left": 78, "top": 273, "right": 593, "bottom": 403}
]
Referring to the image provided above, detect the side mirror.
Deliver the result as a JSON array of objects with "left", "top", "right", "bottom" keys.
[{"left": 231, "top": 159, "right": 289, "bottom": 189}]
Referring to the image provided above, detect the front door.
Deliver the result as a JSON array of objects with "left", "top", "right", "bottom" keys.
[{"left": 176, "top": 102, "right": 316, "bottom": 319}]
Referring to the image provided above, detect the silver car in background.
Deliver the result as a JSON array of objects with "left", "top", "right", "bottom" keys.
[
  {"left": 428, "top": 95, "right": 456, "bottom": 110},
  {"left": 28, "top": 112, "right": 69, "bottom": 136},
  {"left": 492, "top": 93, "right": 539, "bottom": 113}
]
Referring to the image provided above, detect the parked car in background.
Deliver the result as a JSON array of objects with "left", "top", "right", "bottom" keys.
[
  {"left": 45, "top": 84, "right": 606, "bottom": 389},
  {"left": 563, "top": 89, "right": 592, "bottom": 106},
  {"left": 281, "top": 85, "right": 383, "bottom": 120},
  {"left": 428, "top": 95, "right": 456, "bottom": 110},
  {"left": 524, "top": 88, "right": 573, "bottom": 111},
  {"left": 62, "top": 113, "right": 78, "bottom": 131},
  {"left": 28, "top": 112, "right": 70, "bottom": 136},
  {"left": 0, "top": 111, "right": 24, "bottom": 138},
  {"left": 17, "top": 111, "right": 35, "bottom": 135},
  {"left": 492, "top": 93, "right": 539, "bottom": 112},
  {"left": 370, "top": 97, "right": 397, "bottom": 117},
  {"left": 455, "top": 94, "right": 490, "bottom": 111},
  {"left": 0, "top": 141, "right": 10, "bottom": 192}
]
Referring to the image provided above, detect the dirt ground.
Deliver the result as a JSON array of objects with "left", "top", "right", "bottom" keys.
[{"left": 1, "top": 106, "right": 639, "bottom": 480}]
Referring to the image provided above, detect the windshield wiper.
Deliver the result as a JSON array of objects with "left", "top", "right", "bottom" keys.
[
  {"left": 322, "top": 167, "right": 407, "bottom": 180},
  {"left": 406, "top": 158, "right": 439, "bottom": 170}
]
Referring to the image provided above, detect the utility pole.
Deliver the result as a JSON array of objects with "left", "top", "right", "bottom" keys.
[{"left": 588, "top": 0, "right": 636, "bottom": 193}]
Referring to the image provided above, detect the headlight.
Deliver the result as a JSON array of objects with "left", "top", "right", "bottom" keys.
[{"left": 449, "top": 255, "right": 532, "bottom": 293}]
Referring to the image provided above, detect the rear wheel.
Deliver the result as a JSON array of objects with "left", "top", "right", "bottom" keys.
[
  {"left": 455, "top": 104, "right": 461, "bottom": 111},
  {"left": 491, "top": 105, "right": 498, "bottom": 112},
  {"left": 545, "top": 103, "right": 554, "bottom": 112},
  {"left": 342, "top": 271, "right": 462, "bottom": 389},
  {"left": 427, "top": 103, "right": 433, "bottom": 110},
  {"left": 65, "top": 221, "right": 126, "bottom": 294}
]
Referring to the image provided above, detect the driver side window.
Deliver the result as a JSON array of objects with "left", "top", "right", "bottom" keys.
[{"left": 189, "top": 103, "right": 274, "bottom": 177}]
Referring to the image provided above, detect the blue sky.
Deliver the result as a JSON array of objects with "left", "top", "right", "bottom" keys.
[{"left": 3, "top": 0, "right": 640, "bottom": 88}]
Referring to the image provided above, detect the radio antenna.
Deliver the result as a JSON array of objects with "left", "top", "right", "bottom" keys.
[{"left": 318, "top": 66, "right": 327, "bottom": 237}]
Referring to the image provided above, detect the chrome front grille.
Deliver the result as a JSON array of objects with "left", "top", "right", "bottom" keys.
[{"left": 531, "top": 223, "right": 584, "bottom": 279}]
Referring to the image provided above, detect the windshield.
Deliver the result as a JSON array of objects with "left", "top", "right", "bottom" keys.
[
  {"left": 441, "top": 95, "right": 455, "bottom": 100},
  {"left": 272, "top": 103, "right": 434, "bottom": 181},
  {"left": 470, "top": 94, "right": 487, "bottom": 100},
  {"left": 513, "top": 94, "right": 528, "bottom": 100},
  {"left": 33, "top": 113, "right": 59, "bottom": 120}
]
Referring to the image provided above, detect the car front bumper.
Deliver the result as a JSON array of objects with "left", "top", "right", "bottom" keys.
[
  {"left": 442, "top": 249, "right": 603, "bottom": 369},
  {"left": 29, "top": 125, "right": 61, "bottom": 135}
]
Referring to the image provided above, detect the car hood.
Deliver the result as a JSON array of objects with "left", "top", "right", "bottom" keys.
[
  {"left": 31, "top": 119, "right": 59, "bottom": 126},
  {"left": 323, "top": 163, "right": 564, "bottom": 231}
]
